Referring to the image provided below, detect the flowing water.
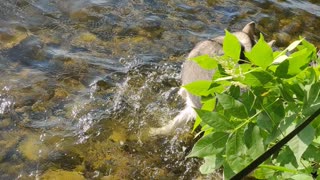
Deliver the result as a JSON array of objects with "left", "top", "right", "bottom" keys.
[{"left": 0, "top": 0, "right": 320, "bottom": 179}]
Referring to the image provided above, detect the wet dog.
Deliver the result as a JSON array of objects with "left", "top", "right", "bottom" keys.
[{"left": 150, "top": 22, "right": 259, "bottom": 135}]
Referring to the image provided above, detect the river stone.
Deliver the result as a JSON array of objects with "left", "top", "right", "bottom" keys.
[
  {"left": 0, "top": 130, "right": 25, "bottom": 161},
  {"left": 0, "top": 118, "right": 11, "bottom": 129},
  {"left": 53, "top": 87, "right": 69, "bottom": 100},
  {"left": 189, "top": 20, "right": 206, "bottom": 32},
  {"left": 18, "top": 134, "right": 49, "bottom": 161},
  {"left": 282, "top": 20, "right": 303, "bottom": 35},
  {"left": 257, "top": 16, "right": 279, "bottom": 33},
  {"left": 48, "top": 150, "right": 83, "bottom": 170},
  {"left": 0, "top": 28, "right": 28, "bottom": 49},
  {"left": 273, "top": 32, "right": 292, "bottom": 46},
  {"left": 41, "top": 170, "right": 85, "bottom": 180},
  {"left": 71, "top": 32, "right": 99, "bottom": 46},
  {"left": 109, "top": 127, "right": 127, "bottom": 144},
  {"left": 61, "top": 78, "right": 86, "bottom": 90},
  {"left": 12, "top": 82, "right": 50, "bottom": 109},
  {"left": 68, "top": 6, "right": 104, "bottom": 22},
  {"left": 32, "top": 101, "right": 50, "bottom": 112}
]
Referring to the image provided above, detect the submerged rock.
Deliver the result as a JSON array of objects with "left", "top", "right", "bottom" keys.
[
  {"left": 48, "top": 150, "right": 84, "bottom": 170},
  {"left": 41, "top": 170, "right": 85, "bottom": 180},
  {"left": 31, "top": 101, "right": 51, "bottom": 112},
  {"left": 0, "top": 28, "right": 28, "bottom": 49},
  {"left": 53, "top": 87, "right": 69, "bottom": 100},
  {"left": 18, "top": 134, "right": 49, "bottom": 161},
  {"left": 109, "top": 127, "right": 127, "bottom": 144},
  {"left": 0, "top": 118, "right": 11, "bottom": 129},
  {"left": 273, "top": 32, "right": 292, "bottom": 47},
  {"left": 0, "top": 130, "right": 25, "bottom": 162}
]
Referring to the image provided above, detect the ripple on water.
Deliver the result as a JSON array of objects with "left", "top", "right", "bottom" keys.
[{"left": 1, "top": 0, "right": 320, "bottom": 179}]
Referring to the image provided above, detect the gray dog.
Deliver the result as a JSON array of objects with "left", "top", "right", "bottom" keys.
[{"left": 151, "top": 22, "right": 271, "bottom": 135}]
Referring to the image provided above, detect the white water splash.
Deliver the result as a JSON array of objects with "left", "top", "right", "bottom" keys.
[{"left": 0, "top": 87, "right": 14, "bottom": 114}]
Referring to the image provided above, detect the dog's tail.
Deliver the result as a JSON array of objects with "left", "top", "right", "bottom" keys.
[{"left": 149, "top": 88, "right": 198, "bottom": 136}]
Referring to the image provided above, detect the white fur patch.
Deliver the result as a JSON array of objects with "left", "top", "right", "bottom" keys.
[{"left": 150, "top": 88, "right": 197, "bottom": 136}]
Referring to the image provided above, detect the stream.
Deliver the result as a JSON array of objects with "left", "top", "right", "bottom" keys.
[{"left": 1, "top": 0, "right": 320, "bottom": 179}]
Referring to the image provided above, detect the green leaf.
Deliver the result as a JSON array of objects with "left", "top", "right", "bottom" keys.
[
  {"left": 244, "top": 123, "right": 255, "bottom": 148},
  {"left": 237, "top": 63, "right": 252, "bottom": 74},
  {"left": 229, "top": 85, "right": 240, "bottom": 99},
  {"left": 247, "top": 126, "right": 265, "bottom": 159},
  {"left": 191, "top": 55, "right": 218, "bottom": 70},
  {"left": 216, "top": 93, "right": 248, "bottom": 119},
  {"left": 244, "top": 34, "right": 274, "bottom": 69},
  {"left": 242, "top": 70, "right": 273, "bottom": 87},
  {"left": 192, "top": 115, "right": 202, "bottom": 132},
  {"left": 302, "top": 144, "right": 320, "bottom": 162},
  {"left": 278, "top": 113, "right": 298, "bottom": 135},
  {"left": 223, "top": 30, "right": 241, "bottom": 61},
  {"left": 287, "top": 47, "right": 311, "bottom": 71},
  {"left": 273, "top": 54, "right": 288, "bottom": 64},
  {"left": 275, "top": 48, "right": 312, "bottom": 78},
  {"left": 208, "top": 81, "right": 231, "bottom": 94},
  {"left": 278, "top": 83, "right": 295, "bottom": 102},
  {"left": 187, "top": 132, "right": 229, "bottom": 158},
  {"left": 267, "top": 101, "right": 286, "bottom": 123},
  {"left": 258, "top": 100, "right": 285, "bottom": 131},
  {"left": 201, "top": 98, "right": 216, "bottom": 111},
  {"left": 201, "top": 124, "right": 214, "bottom": 136},
  {"left": 257, "top": 112, "right": 273, "bottom": 133},
  {"left": 240, "top": 91, "right": 256, "bottom": 114},
  {"left": 311, "top": 115, "right": 320, "bottom": 130},
  {"left": 259, "top": 164, "right": 297, "bottom": 173},
  {"left": 199, "top": 155, "right": 224, "bottom": 174},
  {"left": 287, "top": 39, "right": 304, "bottom": 51},
  {"left": 290, "top": 174, "right": 313, "bottom": 180},
  {"left": 289, "top": 83, "right": 305, "bottom": 101},
  {"left": 303, "top": 81, "right": 320, "bottom": 116},
  {"left": 226, "top": 131, "right": 249, "bottom": 172},
  {"left": 195, "top": 110, "right": 234, "bottom": 131},
  {"left": 223, "top": 161, "right": 236, "bottom": 179},
  {"left": 266, "top": 113, "right": 297, "bottom": 145},
  {"left": 296, "top": 67, "right": 317, "bottom": 85},
  {"left": 273, "top": 51, "right": 282, "bottom": 59},
  {"left": 298, "top": 38, "right": 317, "bottom": 60},
  {"left": 253, "top": 167, "right": 276, "bottom": 179},
  {"left": 183, "top": 80, "right": 212, "bottom": 96},
  {"left": 226, "top": 131, "right": 246, "bottom": 158},
  {"left": 275, "top": 60, "right": 290, "bottom": 78},
  {"left": 272, "top": 39, "right": 303, "bottom": 65},
  {"left": 276, "top": 146, "right": 298, "bottom": 167},
  {"left": 288, "top": 125, "right": 315, "bottom": 163}
]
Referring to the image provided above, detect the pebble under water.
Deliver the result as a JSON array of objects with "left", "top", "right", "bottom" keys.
[{"left": 0, "top": 0, "right": 320, "bottom": 179}]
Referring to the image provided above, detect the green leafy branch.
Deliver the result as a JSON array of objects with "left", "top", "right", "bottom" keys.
[{"left": 184, "top": 31, "right": 320, "bottom": 179}]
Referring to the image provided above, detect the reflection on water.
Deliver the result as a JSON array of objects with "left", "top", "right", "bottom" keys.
[
  {"left": 270, "top": 0, "right": 320, "bottom": 17},
  {"left": 0, "top": 0, "right": 320, "bottom": 179}
]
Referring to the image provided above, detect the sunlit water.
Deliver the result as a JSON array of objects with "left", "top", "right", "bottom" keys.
[{"left": 0, "top": 0, "right": 320, "bottom": 179}]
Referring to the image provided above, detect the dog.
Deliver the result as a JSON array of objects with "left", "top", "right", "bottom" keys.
[{"left": 150, "top": 22, "right": 266, "bottom": 135}]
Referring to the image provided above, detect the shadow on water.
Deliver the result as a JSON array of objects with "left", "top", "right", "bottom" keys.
[{"left": 0, "top": 0, "right": 320, "bottom": 179}]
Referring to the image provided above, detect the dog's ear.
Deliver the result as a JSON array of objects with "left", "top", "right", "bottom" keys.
[
  {"left": 242, "top": 21, "right": 255, "bottom": 42},
  {"left": 268, "top": 40, "right": 276, "bottom": 47}
]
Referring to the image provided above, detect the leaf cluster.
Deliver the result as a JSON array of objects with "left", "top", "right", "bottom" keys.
[{"left": 185, "top": 31, "right": 320, "bottom": 179}]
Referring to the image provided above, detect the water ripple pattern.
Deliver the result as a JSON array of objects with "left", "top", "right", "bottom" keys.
[{"left": 0, "top": 0, "right": 320, "bottom": 179}]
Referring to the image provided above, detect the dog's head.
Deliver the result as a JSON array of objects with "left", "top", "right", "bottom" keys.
[
  {"left": 235, "top": 22, "right": 275, "bottom": 61},
  {"left": 233, "top": 21, "right": 256, "bottom": 52}
]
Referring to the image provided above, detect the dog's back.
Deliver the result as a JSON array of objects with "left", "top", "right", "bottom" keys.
[{"left": 150, "top": 22, "right": 256, "bottom": 135}]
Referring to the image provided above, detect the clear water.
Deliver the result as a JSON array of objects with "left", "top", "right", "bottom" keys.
[{"left": 0, "top": 0, "right": 320, "bottom": 179}]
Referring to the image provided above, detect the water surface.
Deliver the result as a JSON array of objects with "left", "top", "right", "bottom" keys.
[{"left": 0, "top": 0, "right": 320, "bottom": 179}]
